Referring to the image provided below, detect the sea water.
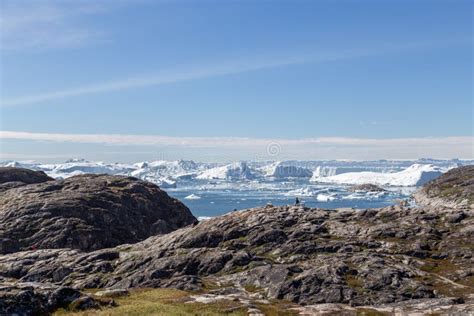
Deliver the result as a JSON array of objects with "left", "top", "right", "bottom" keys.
[{"left": 166, "top": 178, "right": 417, "bottom": 218}]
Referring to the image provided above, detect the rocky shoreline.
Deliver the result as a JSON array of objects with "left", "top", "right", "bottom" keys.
[{"left": 0, "top": 166, "right": 473, "bottom": 315}]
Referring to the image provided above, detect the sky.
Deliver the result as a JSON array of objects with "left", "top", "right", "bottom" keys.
[{"left": 0, "top": 0, "right": 472, "bottom": 162}]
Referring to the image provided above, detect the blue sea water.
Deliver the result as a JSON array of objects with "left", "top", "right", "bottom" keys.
[{"left": 166, "top": 178, "right": 416, "bottom": 218}]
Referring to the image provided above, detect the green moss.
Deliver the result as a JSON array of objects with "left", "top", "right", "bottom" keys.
[
  {"left": 201, "top": 279, "right": 234, "bottom": 291},
  {"left": 419, "top": 259, "right": 459, "bottom": 274},
  {"left": 346, "top": 275, "right": 363, "bottom": 289},
  {"left": 243, "top": 284, "right": 261, "bottom": 293},
  {"left": 54, "top": 288, "right": 246, "bottom": 316},
  {"left": 255, "top": 301, "right": 299, "bottom": 316},
  {"left": 418, "top": 258, "right": 474, "bottom": 299}
]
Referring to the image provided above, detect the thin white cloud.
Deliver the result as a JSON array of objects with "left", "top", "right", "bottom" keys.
[
  {"left": 0, "top": 57, "right": 307, "bottom": 106},
  {"left": 1, "top": 130, "right": 472, "bottom": 148},
  {"left": 0, "top": 1, "right": 110, "bottom": 51},
  {"left": 2, "top": 131, "right": 472, "bottom": 160},
  {"left": 1, "top": 37, "right": 468, "bottom": 107}
]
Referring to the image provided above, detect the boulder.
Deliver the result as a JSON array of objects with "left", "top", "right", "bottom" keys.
[
  {"left": 0, "top": 283, "right": 109, "bottom": 315},
  {"left": 0, "top": 170, "right": 197, "bottom": 253},
  {"left": 0, "top": 167, "right": 53, "bottom": 193}
]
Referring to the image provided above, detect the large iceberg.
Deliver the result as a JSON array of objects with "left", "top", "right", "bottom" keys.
[
  {"left": 197, "top": 161, "right": 254, "bottom": 180},
  {"left": 0, "top": 159, "right": 464, "bottom": 189},
  {"left": 46, "top": 160, "right": 133, "bottom": 179},
  {"left": 313, "top": 164, "right": 444, "bottom": 186},
  {"left": 261, "top": 161, "right": 312, "bottom": 178},
  {"left": 129, "top": 159, "right": 199, "bottom": 187}
]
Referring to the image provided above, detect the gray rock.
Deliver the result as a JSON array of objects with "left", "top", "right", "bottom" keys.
[
  {"left": 0, "top": 171, "right": 197, "bottom": 254},
  {"left": 0, "top": 166, "right": 472, "bottom": 313},
  {"left": 0, "top": 167, "right": 53, "bottom": 185},
  {"left": 414, "top": 165, "right": 474, "bottom": 209},
  {"left": 348, "top": 183, "right": 387, "bottom": 192}
]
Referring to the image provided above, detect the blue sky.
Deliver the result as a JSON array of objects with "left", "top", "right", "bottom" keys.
[{"left": 0, "top": 0, "right": 472, "bottom": 161}]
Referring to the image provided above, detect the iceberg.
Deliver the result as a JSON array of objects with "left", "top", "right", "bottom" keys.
[
  {"left": 185, "top": 194, "right": 202, "bottom": 200},
  {"left": 312, "top": 166, "right": 338, "bottom": 178},
  {"left": 316, "top": 193, "right": 336, "bottom": 202},
  {"left": 343, "top": 191, "right": 387, "bottom": 201},
  {"left": 47, "top": 161, "right": 132, "bottom": 179},
  {"left": 156, "top": 177, "right": 177, "bottom": 189},
  {"left": 285, "top": 187, "right": 320, "bottom": 197},
  {"left": 313, "top": 164, "right": 444, "bottom": 186},
  {"left": 197, "top": 162, "right": 254, "bottom": 180},
  {"left": 198, "top": 216, "right": 212, "bottom": 221},
  {"left": 261, "top": 161, "right": 312, "bottom": 178}
]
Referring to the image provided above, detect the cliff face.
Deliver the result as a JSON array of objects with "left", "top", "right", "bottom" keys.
[
  {"left": 414, "top": 165, "right": 474, "bottom": 209},
  {"left": 0, "top": 169, "right": 197, "bottom": 254},
  {"left": 0, "top": 166, "right": 472, "bottom": 315}
]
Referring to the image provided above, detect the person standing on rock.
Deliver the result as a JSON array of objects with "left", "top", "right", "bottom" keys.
[{"left": 295, "top": 197, "right": 300, "bottom": 206}]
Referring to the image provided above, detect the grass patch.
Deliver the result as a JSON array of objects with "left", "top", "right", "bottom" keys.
[
  {"left": 356, "top": 308, "right": 390, "bottom": 316},
  {"left": 418, "top": 258, "right": 474, "bottom": 299},
  {"left": 243, "top": 284, "right": 261, "bottom": 293},
  {"left": 419, "top": 259, "right": 459, "bottom": 275},
  {"left": 201, "top": 278, "right": 234, "bottom": 291},
  {"left": 346, "top": 275, "right": 363, "bottom": 289},
  {"left": 54, "top": 288, "right": 247, "bottom": 316},
  {"left": 256, "top": 301, "right": 299, "bottom": 316}
]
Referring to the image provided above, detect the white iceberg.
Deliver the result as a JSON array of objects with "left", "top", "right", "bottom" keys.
[
  {"left": 342, "top": 191, "right": 386, "bottom": 201},
  {"left": 185, "top": 194, "right": 202, "bottom": 200},
  {"left": 197, "top": 162, "right": 254, "bottom": 180},
  {"left": 198, "top": 216, "right": 212, "bottom": 221},
  {"left": 261, "top": 161, "right": 312, "bottom": 178},
  {"left": 47, "top": 161, "right": 133, "bottom": 179},
  {"left": 313, "top": 164, "right": 444, "bottom": 187},
  {"left": 156, "top": 177, "right": 177, "bottom": 189},
  {"left": 285, "top": 187, "right": 320, "bottom": 197},
  {"left": 316, "top": 193, "right": 336, "bottom": 202}
]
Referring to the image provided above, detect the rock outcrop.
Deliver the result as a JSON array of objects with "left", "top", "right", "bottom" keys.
[
  {"left": 0, "top": 166, "right": 472, "bottom": 314},
  {"left": 0, "top": 167, "right": 53, "bottom": 193},
  {"left": 0, "top": 203, "right": 472, "bottom": 310},
  {"left": 348, "top": 183, "right": 386, "bottom": 192},
  {"left": 414, "top": 165, "right": 474, "bottom": 209},
  {"left": 0, "top": 171, "right": 197, "bottom": 254},
  {"left": 0, "top": 282, "right": 114, "bottom": 315}
]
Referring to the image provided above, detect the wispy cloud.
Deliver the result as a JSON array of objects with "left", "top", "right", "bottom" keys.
[
  {"left": 1, "top": 37, "right": 468, "bottom": 107},
  {"left": 0, "top": 0, "right": 110, "bottom": 51},
  {"left": 2, "top": 131, "right": 472, "bottom": 160}
]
